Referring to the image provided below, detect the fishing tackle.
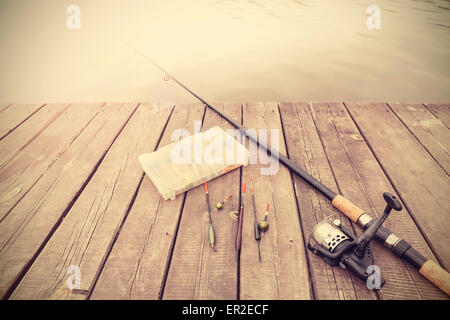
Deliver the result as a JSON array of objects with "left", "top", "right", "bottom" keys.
[
  {"left": 308, "top": 192, "right": 401, "bottom": 289},
  {"left": 235, "top": 181, "right": 245, "bottom": 257},
  {"left": 249, "top": 177, "right": 261, "bottom": 261},
  {"left": 204, "top": 183, "right": 215, "bottom": 249},
  {"left": 258, "top": 203, "right": 270, "bottom": 232},
  {"left": 257, "top": 203, "right": 270, "bottom": 262},
  {"left": 132, "top": 47, "right": 450, "bottom": 295},
  {"left": 216, "top": 195, "right": 232, "bottom": 211}
]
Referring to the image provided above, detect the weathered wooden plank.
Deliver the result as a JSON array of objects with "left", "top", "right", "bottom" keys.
[
  {"left": 0, "top": 103, "right": 102, "bottom": 221},
  {"left": 388, "top": 103, "right": 449, "bottom": 174},
  {"left": 0, "top": 103, "right": 139, "bottom": 298},
  {"left": 279, "top": 102, "right": 376, "bottom": 300},
  {"left": 311, "top": 102, "right": 446, "bottom": 299},
  {"left": 9, "top": 103, "right": 172, "bottom": 300},
  {"left": 0, "top": 103, "right": 69, "bottom": 170},
  {"left": 90, "top": 103, "right": 205, "bottom": 299},
  {"left": 162, "top": 102, "right": 242, "bottom": 300},
  {"left": 425, "top": 103, "right": 450, "bottom": 128},
  {"left": 0, "top": 104, "right": 12, "bottom": 113},
  {"left": 239, "top": 102, "right": 311, "bottom": 300},
  {"left": 345, "top": 102, "right": 450, "bottom": 270},
  {"left": 0, "top": 103, "right": 46, "bottom": 140}
]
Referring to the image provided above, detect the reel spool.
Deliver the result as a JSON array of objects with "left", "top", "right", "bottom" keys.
[
  {"left": 309, "top": 215, "right": 349, "bottom": 254},
  {"left": 307, "top": 192, "right": 403, "bottom": 290}
]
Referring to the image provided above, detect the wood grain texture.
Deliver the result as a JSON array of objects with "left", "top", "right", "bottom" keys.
[
  {"left": 425, "top": 103, "right": 450, "bottom": 128},
  {"left": 388, "top": 103, "right": 449, "bottom": 174},
  {"left": 0, "top": 103, "right": 46, "bottom": 140},
  {"left": 0, "top": 103, "right": 139, "bottom": 298},
  {"left": 240, "top": 102, "right": 311, "bottom": 300},
  {"left": 279, "top": 102, "right": 376, "bottom": 300},
  {"left": 1, "top": 101, "right": 448, "bottom": 300},
  {"left": 9, "top": 103, "right": 173, "bottom": 300},
  {"left": 0, "top": 104, "right": 69, "bottom": 171},
  {"left": 162, "top": 102, "right": 242, "bottom": 300},
  {"left": 345, "top": 102, "right": 450, "bottom": 270},
  {"left": 0, "top": 103, "right": 12, "bottom": 113},
  {"left": 0, "top": 103, "right": 100, "bottom": 221},
  {"left": 90, "top": 103, "right": 205, "bottom": 299},
  {"left": 311, "top": 102, "right": 446, "bottom": 299}
]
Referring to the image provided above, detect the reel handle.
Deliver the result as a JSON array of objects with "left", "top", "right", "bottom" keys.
[
  {"left": 354, "top": 192, "right": 401, "bottom": 258},
  {"left": 383, "top": 192, "right": 402, "bottom": 211},
  {"left": 329, "top": 193, "right": 450, "bottom": 296}
]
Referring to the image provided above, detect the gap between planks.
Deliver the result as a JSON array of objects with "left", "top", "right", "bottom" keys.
[
  {"left": 0, "top": 103, "right": 47, "bottom": 141},
  {"left": 311, "top": 102, "right": 445, "bottom": 299},
  {"left": 343, "top": 102, "right": 449, "bottom": 270},
  {"left": 2, "top": 103, "right": 141, "bottom": 299},
  {"left": 89, "top": 103, "right": 205, "bottom": 300},
  {"left": 88, "top": 104, "right": 176, "bottom": 299},
  {"left": 2, "top": 101, "right": 448, "bottom": 300}
]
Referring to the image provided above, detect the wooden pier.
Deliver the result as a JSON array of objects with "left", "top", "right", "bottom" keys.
[{"left": 0, "top": 101, "right": 448, "bottom": 300}]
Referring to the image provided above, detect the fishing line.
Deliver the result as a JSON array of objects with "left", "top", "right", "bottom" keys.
[{"left": 119, "top": 39, "right": 450, "bottom": 295}]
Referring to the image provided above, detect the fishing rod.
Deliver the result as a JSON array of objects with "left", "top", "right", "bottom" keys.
[
  {"left": 204, "top": 183, "right": 215, "bottom": 249},
  {"left": 134, "top": 48, "right": 450, "bottom": 295},
  {"left": 249, "top": 177, "right": 262, "bottom": 262}
]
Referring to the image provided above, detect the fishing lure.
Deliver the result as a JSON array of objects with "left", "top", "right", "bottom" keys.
[
  {"left": 204, "top": 182, "right": 215, "bottom": 249},
  {"left": 235, "top": 182, "right": 245, "bottom": 257},
  {"left": 215, "top": 195, "right": 233, "bottom": 211},
  {"left": 131, "top": 46, "right": 450, "bottom": 295},
  {"left": 249, "top": 177, "right": 262, "bottom": 261}
]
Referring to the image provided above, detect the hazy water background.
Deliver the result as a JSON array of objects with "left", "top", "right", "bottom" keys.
[{"left": 0, "top": 0, "right": 449, "bottom": 103}]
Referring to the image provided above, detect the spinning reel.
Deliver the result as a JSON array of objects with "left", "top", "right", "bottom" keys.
[{"left": 308, "top": 192, "right": 402, "bottom": 290}]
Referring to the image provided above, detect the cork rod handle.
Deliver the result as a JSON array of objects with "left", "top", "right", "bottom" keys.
[
  {"left": 331, "top": 195, "right": 365, "bottom": 223},
  {"left": 419, "top": 260, "right": 450, "bottom": 296}
]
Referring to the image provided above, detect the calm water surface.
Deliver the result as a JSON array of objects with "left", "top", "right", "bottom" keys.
[{"left": 0, "top": 0, "right": 449, "bottom": 102}]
